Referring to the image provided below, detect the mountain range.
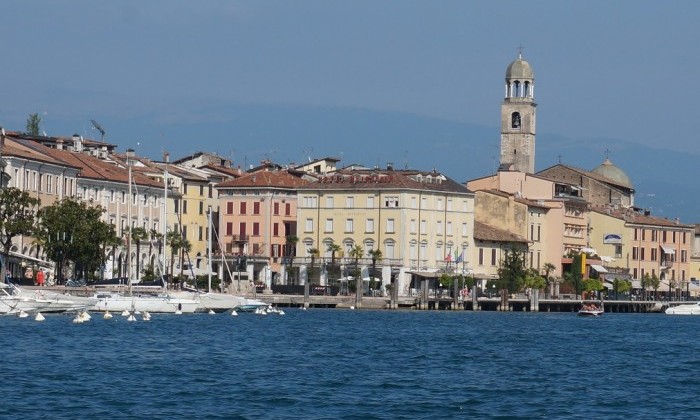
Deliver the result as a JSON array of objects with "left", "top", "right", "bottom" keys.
[{"left": 44, "top": 102, "right": 699, "bottom": 223}]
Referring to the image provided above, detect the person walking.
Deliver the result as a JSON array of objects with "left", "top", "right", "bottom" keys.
[{"left": 36, "top": 269, "right": 45, "bottom": 287}]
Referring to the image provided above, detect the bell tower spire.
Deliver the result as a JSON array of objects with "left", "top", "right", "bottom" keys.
[{"left": 499, "top": 51, "right": 536, "bottom": 173}]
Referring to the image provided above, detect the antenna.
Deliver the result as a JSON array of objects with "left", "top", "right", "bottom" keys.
[{"left": 90, "top": 119, "right": 105, "bottom": 141}]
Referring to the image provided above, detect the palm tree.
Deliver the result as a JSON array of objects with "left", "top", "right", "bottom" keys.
[
  {"left": 166, "top": 230, "right": 185, "bottom": 284},
  {"left": 285, "top": 235, "right": 299, "bottom": 284},
  {"left": 349, "top": 244, "right": 364, "bottom": 305},
  {"left": 328, "top": 242, "right": 341, "bottom": 265},
  {"left": 542, "top": 262, "right": 556, "bottom": 298},
  {"left": 149, "top": 229, "right": 164, "bottom": 278},
  {"left": 305, "top": 247, "right": 319, "bottom": 303},
  {"left": 130, "top": 226, "right": 148, "bottom": 281},
  {"left": 368, "top": 248, "right": 383, "bottom": 293}
]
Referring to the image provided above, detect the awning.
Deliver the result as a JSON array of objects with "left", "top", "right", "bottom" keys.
[
  {"left": 661, "top": 245, "right": 675, "bottom": 255},
  {"left": 604, "top": 281, "right": 615, "bottom": 289},
  {"left": 590, "top": 264, "right": 608, "bottom": 273}
]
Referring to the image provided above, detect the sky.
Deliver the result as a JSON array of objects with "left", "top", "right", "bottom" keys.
[{"left": 1, "top": 1, "right": 699, "bottom": 162}]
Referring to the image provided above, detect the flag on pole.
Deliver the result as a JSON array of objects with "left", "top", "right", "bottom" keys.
[
  {"left": 456, "top": 250, "right": 464, "bottom": 263},
  {"left": 444, "top": 253, "right": 452, "bottom": 262}
]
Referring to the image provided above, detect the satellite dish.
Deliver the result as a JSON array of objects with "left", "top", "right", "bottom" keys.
[{"left": 90, "top": 119, "right": 105, "bottom": 140}]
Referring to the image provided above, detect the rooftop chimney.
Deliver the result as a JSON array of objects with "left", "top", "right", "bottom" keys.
[
  {"left": 163, "top": 151, "right": 170, "bottom": 163},
  {"left": 73, "top": 134, "right": 83, "bottom": 152}
]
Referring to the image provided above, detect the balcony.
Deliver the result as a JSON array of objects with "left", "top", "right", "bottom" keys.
[{"left": 230, "top": 234, "right": 249, "bottom": 243}]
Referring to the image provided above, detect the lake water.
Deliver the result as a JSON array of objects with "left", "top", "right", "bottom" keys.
[{"left": 1, "top": 309, "right": 697, "bottom": 419}]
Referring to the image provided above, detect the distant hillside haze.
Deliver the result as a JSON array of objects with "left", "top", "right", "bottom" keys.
[{"left": 43, "top": 102, "right": 699, "bottom": 223}]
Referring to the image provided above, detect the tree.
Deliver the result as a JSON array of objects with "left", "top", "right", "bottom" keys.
[
  {"left": 37, "top": 198, "right": 117, "bottom": 282},
  {"left": 0, "top": 188, "right": 40, "bottom": 281},
  {"left": 285, "top": 234, "right": 299, "bottom": 284},
  {"left": 349, "top": 244, "right": 364, "bottom": 303},
  {"left": 650, "top": 272, "right": 660, "bottom": 300},
  {"left": 328, "top": 242, "right": 341, "bottom": 265},
  {"left": 497, "top": 246, "right": 527, "bottom": 293},
  {"left": 148, "top": 228, "right": 164, "bottom": 277},
  {"left": 166, "top": 230, "right": 190, "bottom": 283},
  {"left": 368, "top": 248, "right": 383, "bottom": 292},
  {"left": 305, "top": 247, "right": 319, "bottom": 302},
  {"left": 523, "top": 268, "right": 546, "bottom": 291},
  {"left": 25, "top": 113, "right": 41, "bottom": 136},
  {"left": 541, "top": 262, "right": 556, "bottom": 298},
  {"left": 130, "top": 226, "right": 148, "bottom": 280}
]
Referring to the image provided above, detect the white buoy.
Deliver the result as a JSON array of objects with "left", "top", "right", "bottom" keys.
[
  {"left": 18, "top": 310, "right": 29, "bottom": 318},
  {"left": 175, "top": 309, "right": 182, "bottom": 315},
  {"left": 103, "top": 311, "right": 113, "bottom": 320},
  {"left": 231, "top": 310, "right": 238, "bottom": 316},
  {"left": 349, "top": 305, "right": 355, "bottom": 310},
  {"left": 121, "top": 310, "right": 130, "bottom": 317},
  {"left": 127, "top": 314, "right": 136, "bottom": 322},
  {"left": 72, "top": 314, "right": 83, "bottom": 323},
  {"left": 278, "top": 310, "right": 285, "bottom": 316},
  {"left": 301, "top": 306, "right": 307, "bottom": 311},
  {"left": 142, "top": 311, "right": 151, "bottom": 321},
  {"left": 208, "top": 309, "right": 215, "bottom": 315},
  {"left": 35, "top": 312, "right": 45, "bottom": 322},
  {"left": 80, "top": 311, "right": 91, "bottom": 321}
]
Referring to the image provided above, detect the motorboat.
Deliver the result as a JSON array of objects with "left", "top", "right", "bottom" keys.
[
  {"left": 234, "top": 298, "right": 270, "bottom": 313},
  {"left": 91, "top": 291, "right": 199, "bottom": 314},
  {"left": 665, "top": 302, "right": 700, "bottom": 315},
  {"left": 169, "top": 289, "right": 247, "bottom": 313},
  {"left": 578, "top": 303, "right": 603, "bottom": 317}
]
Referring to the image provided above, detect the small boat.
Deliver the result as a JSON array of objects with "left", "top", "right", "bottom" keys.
[
  {"left": 578, "top": 303, "right": 603, "bottom": 317},
  {"left": 234, "top": 298, "right": 269, "bottom": 313},
  {"left": 665, "top": 302, "right": 700, "bottom": 315}
]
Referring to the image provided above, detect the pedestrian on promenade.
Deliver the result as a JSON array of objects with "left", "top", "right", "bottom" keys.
[{"left": 37, "top": 269, "right": 45, "bottom": 287}]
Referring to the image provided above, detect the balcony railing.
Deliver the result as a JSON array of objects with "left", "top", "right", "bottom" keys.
[{"left": 229, "top": 235, "right": 249, "bottom": 243}]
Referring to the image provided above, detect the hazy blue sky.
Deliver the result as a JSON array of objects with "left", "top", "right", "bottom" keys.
[{"left": 1, "top": 1, "right": 698, "bottom": 160}]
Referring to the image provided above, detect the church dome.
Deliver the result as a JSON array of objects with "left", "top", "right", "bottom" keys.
[
  {"left": 592, "top": 158, "right": 633, "bottom": 189},
  {"left": 506, "top": 54, "right": 534, "bottom": 80}
]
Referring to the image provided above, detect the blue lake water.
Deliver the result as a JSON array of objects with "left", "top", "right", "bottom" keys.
[{"left": 1, "top": 309, "right": 698, "bottom": 419}]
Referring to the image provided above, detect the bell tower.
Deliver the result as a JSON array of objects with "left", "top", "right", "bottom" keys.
[{"left": 499, "top": 52, "right": 536, "bottom": 173}]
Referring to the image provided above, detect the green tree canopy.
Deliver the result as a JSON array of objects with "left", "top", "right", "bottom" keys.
[
  {"left": 497, "top": 246, "right": 527, "bottom": 293},
  {"left": 0, "top": 187, "right": 40, "bottom": 279},
  {"left": 26, "top": 113, "right": 41, "bottom": 136},
  {"left": 37, "top": 198, "right": 117, "bottom": 281}
]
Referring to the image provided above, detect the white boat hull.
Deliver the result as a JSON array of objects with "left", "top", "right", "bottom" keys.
[
  {"left": 665, "top": 303, "right": 700, "bottom": 315},
  {"left": 91, "top": 293, "right": 198, "bottom": 313}
]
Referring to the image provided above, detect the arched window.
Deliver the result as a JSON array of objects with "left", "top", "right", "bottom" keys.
[{"left": 511, "top": 112, "right": 521, "bottom": 129}]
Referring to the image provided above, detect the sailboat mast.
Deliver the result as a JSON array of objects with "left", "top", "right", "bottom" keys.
[
  {"left": 162, "top": 166, "right": 168, "bottom": 287},
  {"left": 126, "top": 150, "right": 133, "bottom": 294},
  {"left": 207, "top": 205, "right": 212, "bottom": 293}
]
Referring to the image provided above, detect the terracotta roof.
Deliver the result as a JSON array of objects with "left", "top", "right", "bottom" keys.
[
  {"left": 474, "top": 221, "right": 528, "bottom": 243},
  {"left": 201, "top": 163, "right": 241, "bottom": 178},
  {"left": 216, "top": 170, "right": 308, "bottom": 189},
  {"left": 298, "top": 169, "right": 471, "bottom": 194},
  {"left": 591, "top": 208, "right": 694, "bottom": 229},
  {"left": 2, "top": 138, "right": 79, "bottom": 168},
  {"left": 40, "top": 147, "right": 162, "bottom": 188},
  {"left": 538, "top": 163, "right": 633, "bottom": 190}
]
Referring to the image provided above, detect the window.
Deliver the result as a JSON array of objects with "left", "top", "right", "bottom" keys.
[
  {"left": 303, "top": 196, "right": 317, "bottom": 208},
  {"left": 183, "top": 183, "right": 188, "bottom": 194},
  {"left": 346, "top": 196, "right": 354, "bottom": 208},
  {"left": 511, "top": 112, "right": 521, "bottom": 129},
  {"left": 387, "top": 218, "right": 395, "bottom": 233},
  {"left": 305, "top": 218, "right": 313, "bottom": 233},
  {"left": 478, "top": 249, "right": 484, "bottom": 265},
  {"left": 285, "top": 203, "right": 291, "bottom": 216},
  {"left": 437, "top": 198, "right": 443, "bottom": 211},
  {"left": 385, "top": 196, "right": 399, "bottom": 208},
  {"left": 462, "top": 223, "right": 467, "bottom": 236},
  {"left": 198, "top": 226, "right": 203, "bottom": 241},
  {"left": 437, "top": 221, "right": 443, "bottom": 235},
  {"left": 253, "top": 223, "right": 260, "bottom": 236},
  {"left": 326, "top": 196, "right": 334, "bottom": 208},
  {"left": 253, "top": 202, "right": 260, "bottom": 215},
  {"left": 615, "top": 245, "right": 622, "bottom": 258},
  {"left": 410, "top": 220, "right": 417, "bottom": 234},
  {"left": 174, "top": 200, "right": 180, "bottom": 214},
  {"left": 632, "top": 247, "right": 638, "bottom": 260},
  {"left": 366, "top": 219, "right": 374, "bottom": 233},
  {"left": 640, "top": 247, "right": 645, "bottom": 261},
  {"left": 367, "top": 196, "right": 374, "bottom": 208},
  {"left": 384, "top": 240, "right": 395, "bottom": 259},
  {"left": 325, "top": 219, "right": 333, "bottom": 233},
  {"left": 199, "top": 185, "right": 204, "bottom": 196},
  {"left": 491, "top": 249, "right": 497, "bottom": 265},
  {"left": 274, "top": 202, "right": 280, "bottom": 215},
  {"left": 239, "top": 222, "right": 247, "bottom": 235},
  {"left": 345, "top": 219, "right": 354, "bottom": 233},
  {"left": 420, "top": 220, "right": 426, "bottom": 234},
  {"left": 447, "top": 222, "right": 453, "bottom": 236},
  {"left": 411, "top": 197, "right": 417, "bottom": 208},
  {"left": 183, "top": 200, "right": 188, "bottom": 214},
  {"left": 240, "top": 202, "right": 247, "bottom": 215},
  {"left": 199, "top": 201, "right": 204, "bottom": 215},
  {"left": 273, "top": 223, "right": 279, "bottom": 236},
  {"left": 227, "top": 202, "right": 233, "bottom": 214}
]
